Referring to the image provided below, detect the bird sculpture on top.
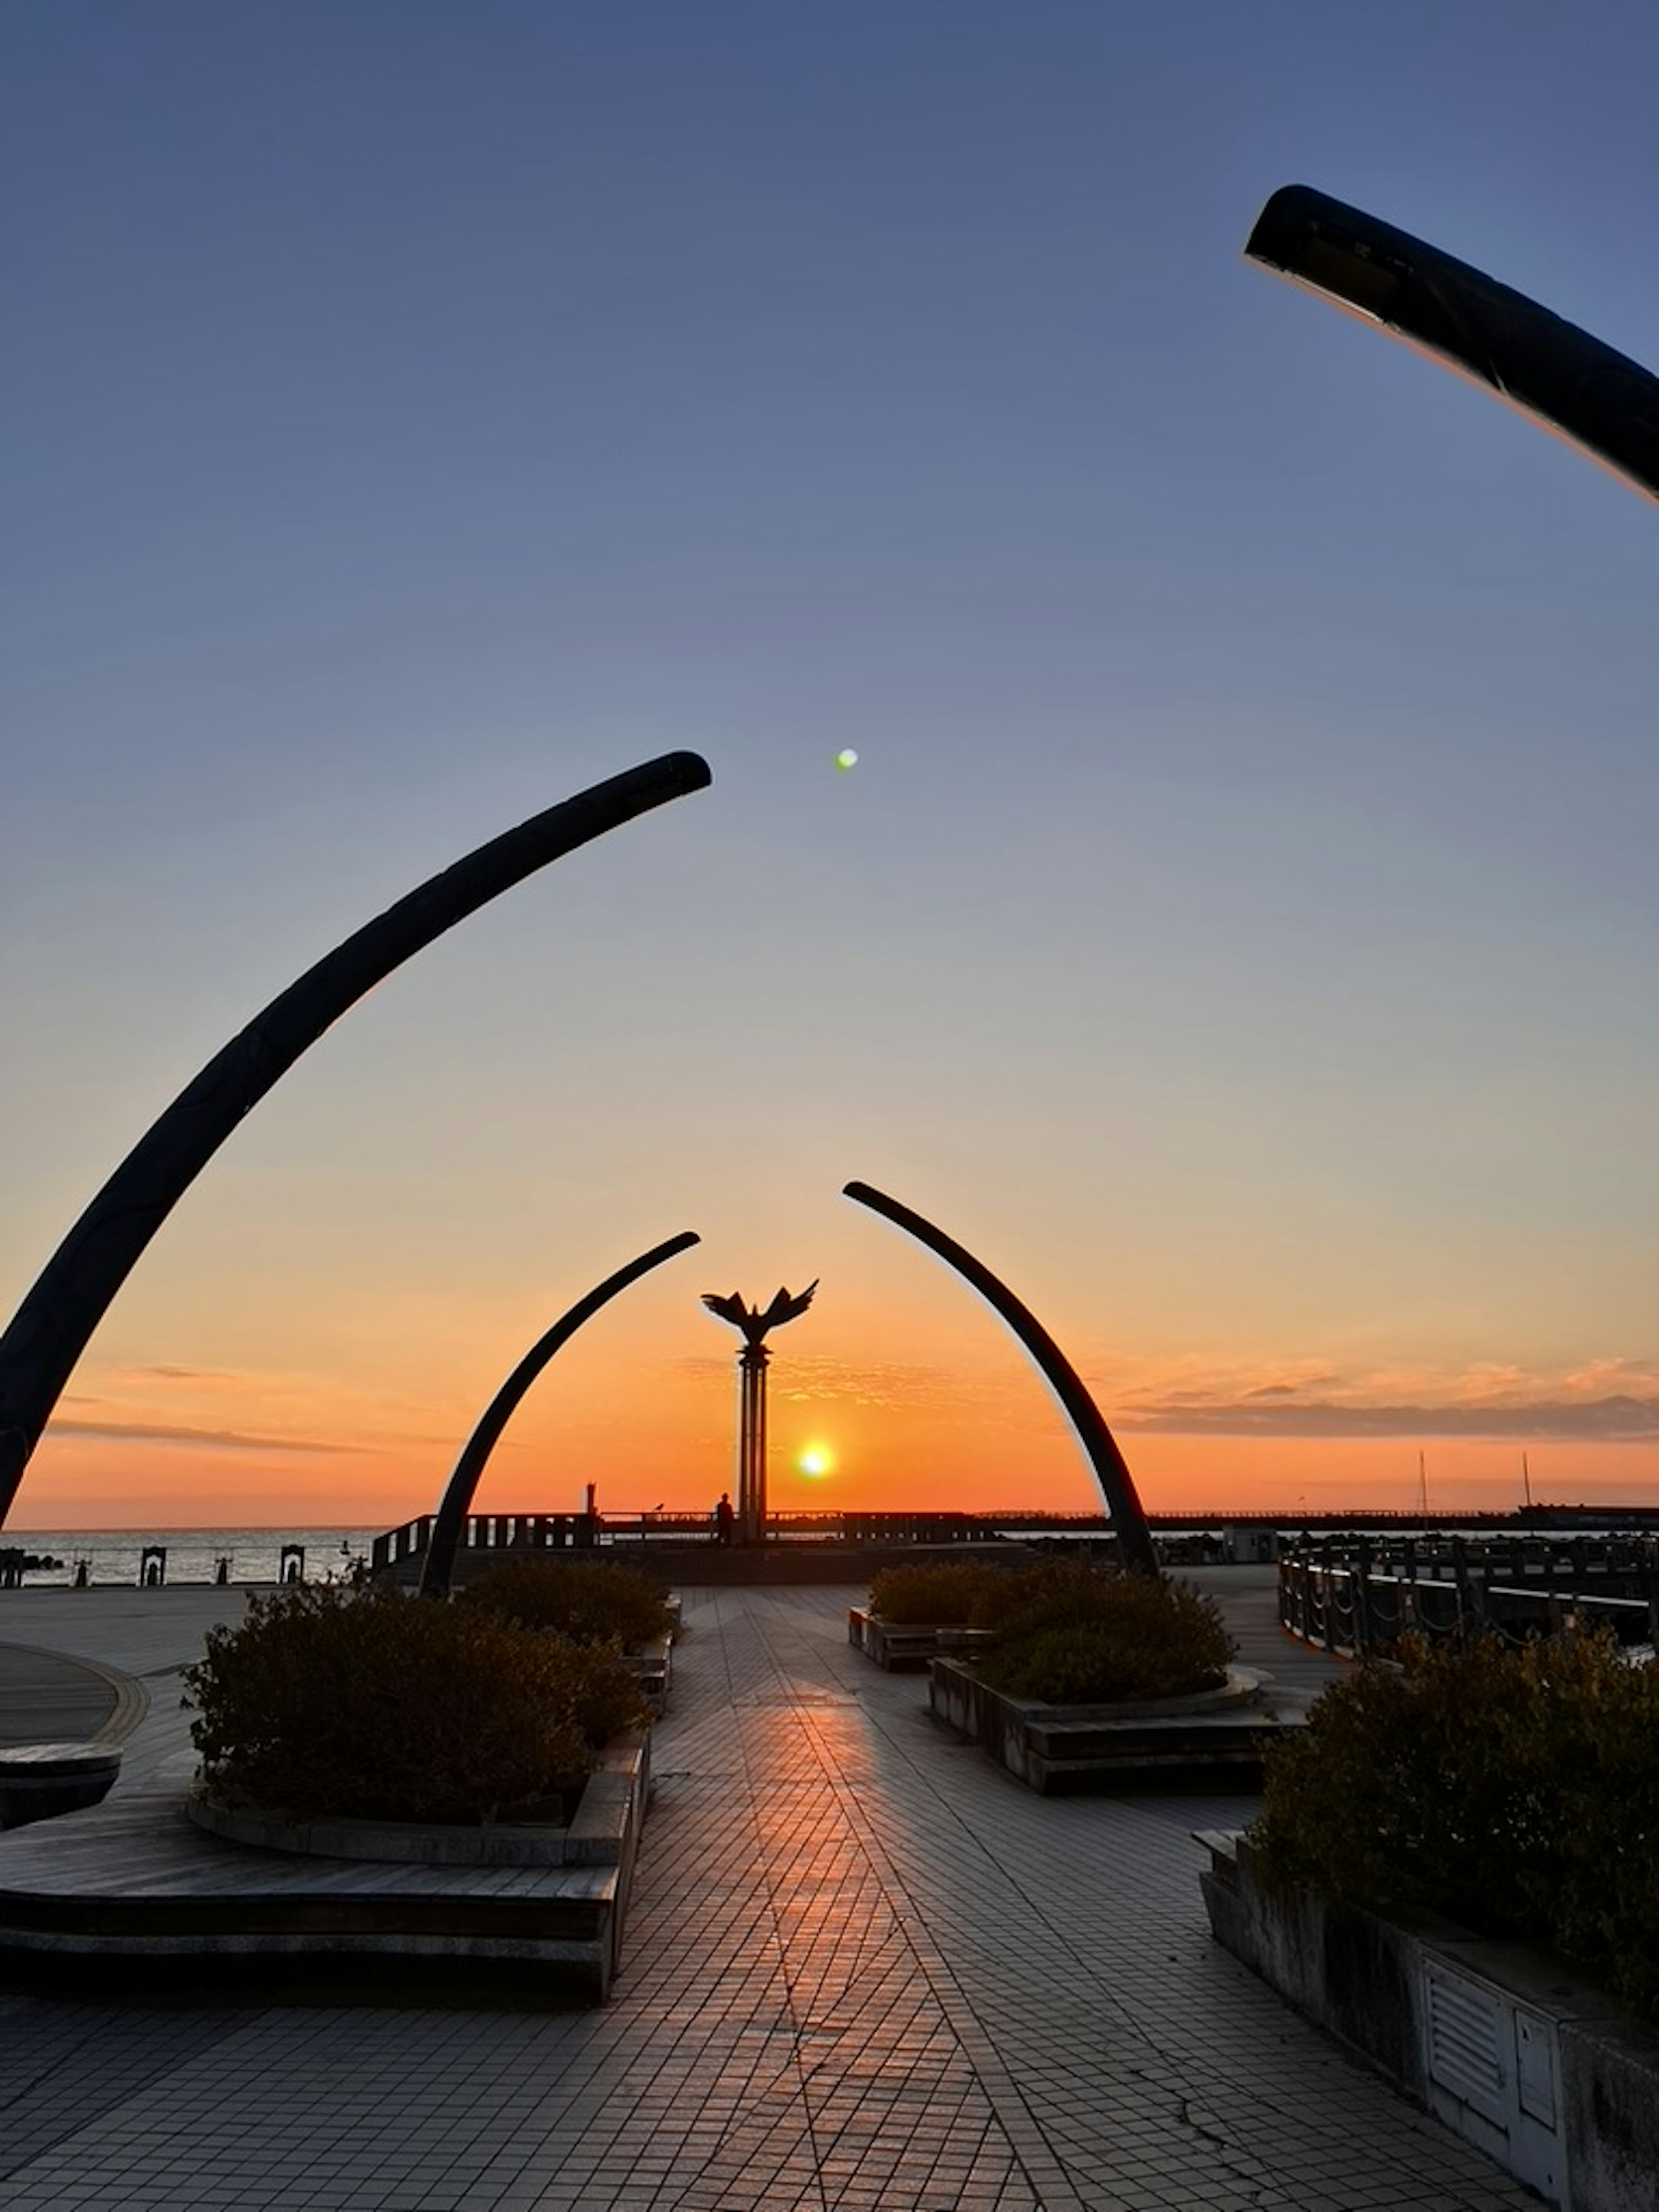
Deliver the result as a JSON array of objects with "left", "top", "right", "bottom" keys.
[{"left": 700, "top": 1281, "right": 819, "bottom": 1347}]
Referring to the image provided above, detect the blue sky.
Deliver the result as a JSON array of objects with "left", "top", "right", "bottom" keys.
[{"left": 4, "top": 1, "right": 1657, "bottom": 1526}]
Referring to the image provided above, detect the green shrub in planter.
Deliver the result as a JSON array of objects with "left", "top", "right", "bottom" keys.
[
  {"left": 458, "top": 1559, "right": 671, "bottom": 1648},
  {"left": 976, "top": 1565, "right": 1233, "bottom": 1701},
  {"left": 1251, "top": 1630, "right": 1659, "bottom": 2023},
  {"left": 867, "top": 1563, "right": 1017, "bottom": 1626},
  {"left": 183, "top": 1578, "right": 648, "bottom": 1824}
]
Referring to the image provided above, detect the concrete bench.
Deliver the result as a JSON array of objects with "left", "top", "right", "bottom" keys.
[
  {"left": 847, "top": 1610, "right": 993, "bottom": 1669},
  {"left": 0, "top": 1743, "right": 123, "bottom": 1829}
]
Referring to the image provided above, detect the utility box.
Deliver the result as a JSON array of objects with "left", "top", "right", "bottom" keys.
[
  {"left": 1224, "top": 1527, "right": 1280, "bottom": 1565},
  {"left": 1422, "top": 1960, "right": 1565, "bottom": 2207}
]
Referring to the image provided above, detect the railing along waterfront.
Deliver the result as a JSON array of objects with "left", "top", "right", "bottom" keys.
[
  {"left": 370, "top": 1507, "right": 1009, "bottom": 1573},
  {"left": 1278, "top": 1532, "right": 1659, "bottom": 1658}
]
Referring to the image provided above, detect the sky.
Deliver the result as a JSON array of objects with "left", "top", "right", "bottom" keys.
[{"left": 4, "top": 0, "right": 1657, "bottom": 1532}]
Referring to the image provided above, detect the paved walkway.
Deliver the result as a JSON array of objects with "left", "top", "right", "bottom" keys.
[{"left": 0, "top": 1579, "right": 1535, "bottom": 2211}]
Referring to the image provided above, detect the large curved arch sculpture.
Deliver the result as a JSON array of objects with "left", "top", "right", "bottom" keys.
[
  {"left": 0, "top": 752, "right": 712, "bottom": 1530},
  {"left": 842, "top": 1180, "right": 1160, "bottom": 1577},
  {"left": 1246, "top": 184, "right": 1659, "bottom": 503},
  {"left": 419, "top": 1229, "right": 701, "bottom": 1598}
]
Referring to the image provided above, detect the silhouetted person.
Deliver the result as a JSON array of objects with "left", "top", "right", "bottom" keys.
[{"left": 714, "top": 1492, "right": 735, "bottom": 1545}]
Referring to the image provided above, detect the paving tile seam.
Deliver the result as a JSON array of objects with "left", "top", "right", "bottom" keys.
[
  {"left": 835, "top": 1686, "right": 1322, "bottom": 2114},
  {"left": 733, "top": 1605, "right": 1092, "bottom": 2212},
  {"left": 709, "top": 1609, "right": 967, "bottom": 2212},
  {"left": 769, "top": 1605, "right": 1529, "bottom": 2212},
  {"left": 691, "top": 1594, "right": 1060, "bottom": 2212},
  {"left": 839, "top": 1686, "right": 1205, "bottom": 2063}
]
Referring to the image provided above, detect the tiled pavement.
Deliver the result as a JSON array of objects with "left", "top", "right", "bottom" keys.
[{"left": 0, "top": 1581, "right": 1538, "bottom": 2211}]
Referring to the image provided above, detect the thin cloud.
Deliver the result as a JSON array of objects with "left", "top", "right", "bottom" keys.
[
  {"left": 1117, "top": 1396, "right": 1659, "bottom": 1442},
  {"left": 1132, "top": 1386, "right": 1225, "bottom": 1406},
  {"left": 1107, "top": 1359, "right": 1344, "bottom": 1407},
  {"left": 107, "top": 1364, "right": 244, "bottom": 1385},
  {"left": 44, "top": 1418, "right": 365, "bottom": 1455},
  {"left": 676, "top": 1354, "right": 973, "bottom": 1412},
  {"left": 1561, "top": 1357, "right": 1659, "bottom": 1394}
]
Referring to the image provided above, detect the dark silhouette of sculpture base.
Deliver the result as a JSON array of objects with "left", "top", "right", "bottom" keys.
[
  {"left": 841, "top": 1181, "right": 1159, "bottom": 1578},
  {"left": 701, "top": 1282, "right": 818, "bottom": 1545},
  {"left": 0, "top": 752, "right": 712, "bottom": 1533},
  {"left": 419, "top": 1230, "right": 701, "bottom": 1599}
]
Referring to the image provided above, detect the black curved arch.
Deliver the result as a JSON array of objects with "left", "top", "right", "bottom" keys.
[
  {"left": 1246, "top": 184, "right": 1659, "bottom": 503},
  {"left": 0, "top": 752, "right": 712, "bottom": 1530},
  {"left": 842, "top": 1180, "right": 1159, "bottom": 1577},
  {"left": 418, "top": 1229, "right": 702, "bottom": 1599}
]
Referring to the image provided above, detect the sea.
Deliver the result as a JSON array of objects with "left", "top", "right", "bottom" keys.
[{"left": 2, "top": 1529, "right": 375, "bottom": 1589}]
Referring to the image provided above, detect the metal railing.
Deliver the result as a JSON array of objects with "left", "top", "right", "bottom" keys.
[
  {"left": 370, "top": 1507, "right": 1012, "bottom": 1573},
  {"left": 1279, "top": 1533, "right": 1659, "bottom": 1658}
]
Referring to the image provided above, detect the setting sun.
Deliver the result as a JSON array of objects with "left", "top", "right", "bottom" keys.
[{"left": 796, "top": 1443, "right": 835, "bottom": 1479}]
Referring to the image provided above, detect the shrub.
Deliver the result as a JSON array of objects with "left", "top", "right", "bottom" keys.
[
  {"left": 183, "top": 1578, "right": 648, "bottom": 1823},
  {"left": 1250, "top": 1630, "right": 1659, "bottom": 2023},
  {"left": 867, "top": 1563, "right": 1018, "bottom": 1626},
  {"left": 458, "top": 1559, "right": 671, "bottom": 1648},
  {"left": 976, "top": 1565, "right": 1233, "bottom": 1701}
]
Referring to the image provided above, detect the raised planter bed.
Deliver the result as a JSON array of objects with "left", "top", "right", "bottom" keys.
[
  {"left": 929, "top": 1660, "right": 1296, "bottom": 1791},
  {"left": 1199, "top": 1829, "right": 1659, "bottom": 2212}
]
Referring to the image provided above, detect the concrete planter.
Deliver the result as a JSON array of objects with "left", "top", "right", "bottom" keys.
[
  {"left": 1199, "top": 1830, "right": 1659, "bottom": 2212},
  {"left": 929, "top": 1660, "right": 1292, "bottom": 1791},
  {"left": 188, "top": 1731, "right": 649, "bottom": 1867}
]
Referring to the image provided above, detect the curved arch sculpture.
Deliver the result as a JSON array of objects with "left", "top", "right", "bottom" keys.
[
  {"left": 0, "top": 751, "right": 712, "bottom": 1530},
  {"left": 1246, "top": 184, "right": 1659, "bottom": 503},
  {"left": 842, "top": 1179, "right": 1159, "bottom": 1577},
  {"left": 419, "top": 1229, "right": 702, "bottom": 1598}
]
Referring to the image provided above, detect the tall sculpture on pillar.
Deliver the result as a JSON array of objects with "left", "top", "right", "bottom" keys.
[{"left": 700, "top": 1282, "right": 817, "bottom": 1545}]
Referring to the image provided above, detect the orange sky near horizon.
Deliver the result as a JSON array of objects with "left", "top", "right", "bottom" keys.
[
  {"left": 14, "top": 1322, "right": 1659, "bottom": 1532},
  {"left": 6, "top": 1128, "right": 1656, "bottom": 1536}
]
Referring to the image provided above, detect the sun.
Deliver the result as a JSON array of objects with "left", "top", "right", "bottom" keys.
[{"left": 796, "top": 1442, "right": 836, "bottom": 1479}]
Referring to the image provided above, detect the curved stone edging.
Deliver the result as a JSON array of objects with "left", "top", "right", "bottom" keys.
[
  {"left": 187, "top": 1796, "right": 571, "bottom": 1866},
  {"left": 1008, "top": 1665, "right": 1265, "bottom": 1723},
  {"left": 0, "top": 1640, "right": 150, "bottom": 1747},
  {"left": 187, "top": 1734, "right": 648, "bottom": 1867},
  {"left": 929, "top": 1661, "right": 1294, "bottom": 1792}
]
